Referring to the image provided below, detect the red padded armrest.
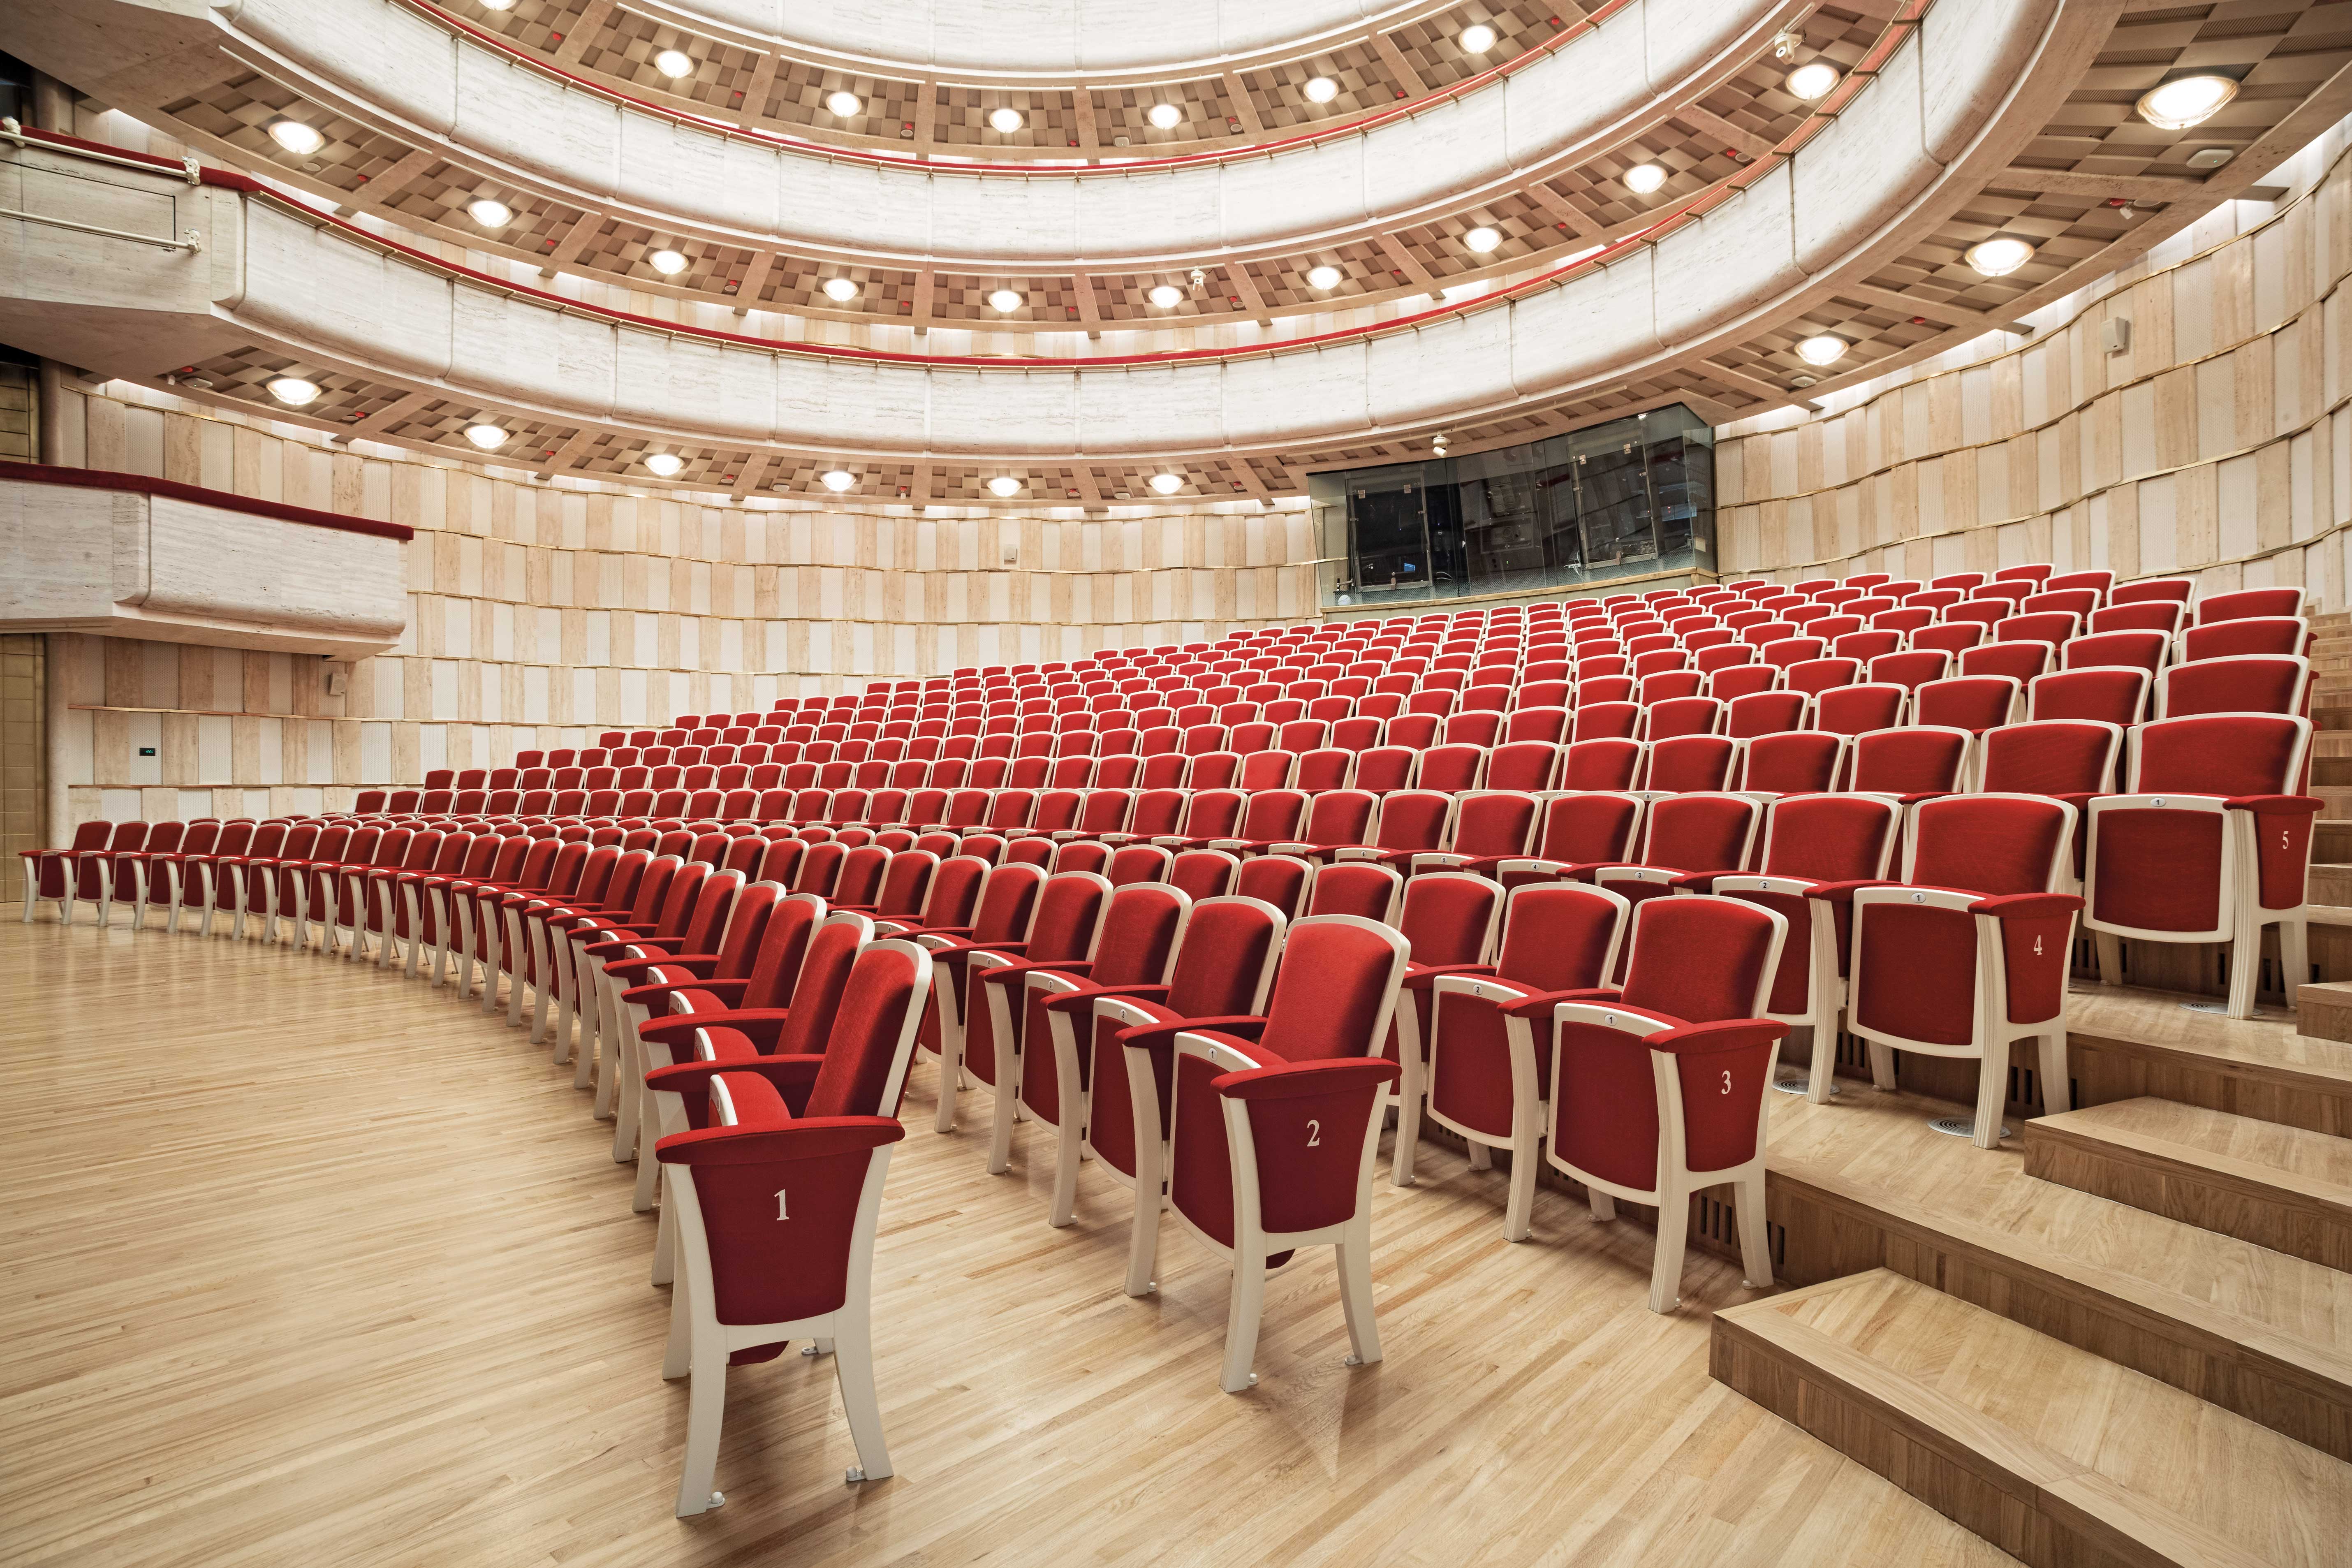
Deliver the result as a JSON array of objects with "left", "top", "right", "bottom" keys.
[
  {"left": 639, "top": 1008, "right": 794, "bottom": 1049},
  {"left": 1402, "top": 962, "right": 1497, "bottom": 991},
  {"left": 1116, "top": 1014, "right": 1268, "bottom": 1052},
  {"left": 1213, "top": 1056, "right": 1401, "bottom": 1100},
  {"left": 1041, "top": 982, "right": 1171, "bottom": 1015},
  {"left": 977, "top": 959, "right": 1095, "bottom": 987},
  {"left": 604, "top": 952, "right": 721, "bottom": 982},
  {"left": 1802, "top": 879, "right": 1898, "bottom": 905},
  {"left": 1500, "top": 986, "right": 1622, "bottom": 1020},
  {"left": 1968, "top": 892, "right": 2084, "bottom": 920},
  {"left": 646, "top": 1053, "right": 825, "bottom": 1100},
  {"left": 1644, "top": 1019, "right": 1785, "bottom": 1054},
  {"left": 655, "top": 1114, "right": 903, "bottom": 1166},
  {"left": 2227, "top": 794, "right": 2324, "bottom": 815}
]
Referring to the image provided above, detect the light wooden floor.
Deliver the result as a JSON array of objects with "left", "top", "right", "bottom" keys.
[{"left": 0, "top": 919, "right": 2012, "bottom": 1568}]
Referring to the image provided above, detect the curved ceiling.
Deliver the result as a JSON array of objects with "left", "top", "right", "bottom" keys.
[
  {"left": 7, "top": 0, "right": 2350, "bottom": 507},
  {"left": 205, "top": 0, "right": 1803, "bottom": 269}
]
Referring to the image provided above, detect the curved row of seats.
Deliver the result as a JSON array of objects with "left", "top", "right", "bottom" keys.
[{"left": 17, "top": 563, "right": 2322, "bottom": 1515}]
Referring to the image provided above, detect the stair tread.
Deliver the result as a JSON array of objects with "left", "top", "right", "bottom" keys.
[
  {"left": 1765, "top": 1084, "right": 2352, "bottom": 1378},
  {"left": 2066, "top": 983, "right": 2352, "bottom": 1090},
  {"left": 2034, "top": 1098, "right": 2352, "bottom": 1210},
  {"left": 1722, "top": 1270, "right": 2352, "bottom": 1566}
]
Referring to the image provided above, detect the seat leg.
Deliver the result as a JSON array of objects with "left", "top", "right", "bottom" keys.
[
  {"left": 1125, "top": 1149, "right": 1164, "bottom": 1298},
  {"left": 1048, "top": 1075, "right": 1083, "bottom": 1228},
  {"left": 634, "top": 1106, "right": 664, "bottom": 1211},
  {"left": 986, "top": 1028, "right": 1018, "bottom": 1176},
  {"left": 2280, "top": 917, "right": 2310, "bottom": 1008},
  {"left": 1806, "top": 1019, "right": 1840, "bottom": 1104},
  {"left": 1218, "top": 1240, "right": 1268, "bottom": 1393},
  {"left": 1734, "top": 1172, "right": 1773, "bottom": 1290},
  {"left": 528, "top": 924, "right": 555, "bottom": 1043},
  {"left": 660, "top": 1262, "right": 691, "bottom": 1376},
  {"left": 651, "top": 1192, "right": 677, "bottom": 1285},
  {"left": 1972, "top": 1036, "right": 2009, "bottom": 1150},
  {"left": 477, "top": 907, "right": 504, "bottom": 1013},
  {"left": 672, "top": 1331, "right": 729, "bottom": 1518},
  {"left": 1335, "top": 1214, "right": 1382, "bottom": 1369},
  {"left": 2093, "top": 930, "right": 2124, "bottom": 987},
  {"left": 1465, "top": 1140, "right": 1492, "bottom": 1172},
  {"left": 612, "top": 1021, "right": 641, "bottom": 1161},
  {"left": 1647, "top": 1189, "right": 1690, "bottom": 1313},
  {"left": 2226, "top": 924, "right": 2263, "bottom": 1020},
  {"left": 1504, "top": 1105, "right": 1542, "bottom": 1242},
  {"left": 1391, "top": 1045, "right": 1423, "bottom": 1188},
  {"left": 832, "top": 1305, "right": 894, "bottom": 1482},
  {"left": 504, "top": 911, "right": 530, "bottom": 1026},
  {"left": 593, "top": 977, "right": 623, "bottom": 1121},
  {"left": 1867, "top": 1038, "right": 1897, "bottom": 1092},
  {"left": 2038, "top": 1031, "right": 2071, "bottom": 1115},
  {"left": 932, "top": 993, "right": 963, "bottom": 1135},
  {"left": 572, "top": 949, "right": 601, "bottom": 1090},
  {"left": 1588, "top": 1188, "right": 1615, "bottom": 1223}
]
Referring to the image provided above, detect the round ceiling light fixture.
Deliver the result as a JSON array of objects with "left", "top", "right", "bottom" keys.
[
  {"left": 988, "top": 288, "right": 1024, "bottom": 313},
  {"left": 1148, "top": 472, "right": 1183, "bottom": 494},
  {"left": 989, "top": 107, "right": 1025, "bottom": 134},
  {"left": 643, "top": 452, "right": 685, "bottom": 477},
  {"left": 1306, "top": 264, "right": 1343, "bottom": 290},
  {"left": 820, "top": 470, "right": 857, "bottom": 492},
  {"left": 822, "top": 276, "right": 860, "bottom": 301},
  {"left": 1464, "top": 225, "right": 1502, "bottom": 254},
  {"left": 466, "top": 197, "right": 512, "bottom": 228},
  {"left": 1147, "top": 103, "right": 1183, "bottom": 129},
  {"left": 1147, "top": 283, "right": 1184, "bottom": 308},
  {"left": 987, "top": 475, "right": 1022, "bottom": 497},
  {"left": 1459, "top": 23, "right": 1498, "bottom": 53},
  {"left": 1304, "top": 76, "right": 1338, "bottom": 104},
  {"left": 649, "top": 248, "right": 689, "bottom": 275},
  {"left": 464, "top": 422, "right": 508, "bottom": 449},
  {"left": 1794, "top": 334, "right": 1848, "bottom": 366},
  {"left": 1786, "top": 61, "right": 1840, "bottom": 102},
  {"left": 1624, "top": 162, "right": 1667, "bottom": 194},
  {"left": 479, "top": 0, "right": 514, "bottom": 9},
  {"left": 653, "top": 49, "right": 694, "bottom": 79},
  {"left": 825, "top": 90, "right": 862, "bottom": 117},
  {"left": 266, "top": 375, "right": 321, "bottom": 405},
  {"left": 1964, "top": 237, "right": 2036, "bottom": 278},
  {"left": 2136, "top": 74, "right": 2237, "bottom": 130},
  {"left": 266, "top": 118, "right": 324, "bottom": 156}
]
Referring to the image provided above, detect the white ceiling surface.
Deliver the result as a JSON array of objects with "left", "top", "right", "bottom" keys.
[
  {"left": 629, "top": 0, "right": 1428, "bottom": 77},
  {"left": 214, "top": 0, "right": 1796, "bottom": 266},
  {"left": 212, "top": 0, "right": 2051, "bottom": 463}
]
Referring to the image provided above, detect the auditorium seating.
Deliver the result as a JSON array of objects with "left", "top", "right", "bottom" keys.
[{"left": 20, "top": 561, "right": 2328, "bottom": 1449}]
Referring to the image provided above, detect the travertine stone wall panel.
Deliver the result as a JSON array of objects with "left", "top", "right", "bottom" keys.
[
  {"left": 41, "top": 386, "right": 1315, "bottom": 825},
  {"left": 1716, "top": 125, "right": 2352, "bottom": 614}
]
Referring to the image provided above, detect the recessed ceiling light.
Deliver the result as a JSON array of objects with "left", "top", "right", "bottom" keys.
[
  {"left": 826, "top": 90, "right": 862, "bottom": 117},
  {"left": 267, "top": 119, "right": 324, "bottom": 156},
  {"left": 479, "top": 0, "right": 514, "bottom": 8},
  {"left": 988, "top": 288, "right": 1023, "bottom": 313},
  {"left": 1964, "top": 237, "right": 2036, "bottom": 278},
  {"left": 1795, "top": 334, "right": 1847, "bottom": 366},
  {"left": 2185, "top": 147, "right": 2234, "bottom": 170},
  {"left": 1149, "top": 473, "right": 1183, "bottom": 494},
  {"left": 822, "top": 276, "right": 860, "bottom": 301},
  {"left": 989, "top": 107, "right": 1025, "bottom": 134},
  {"left": 1304, "top": 76, "right": 1338, "bottom": 104},
  {"left": 1785, "top": 61, "right": 1840, "bottom": 102},
  {"left": 987, "top": 476, "right": 1021, "bottom": 497},
  {"left": 1147, "top": 283, "right": 1184, "bottom": 308},
  {"left": 653, "top": 49, "right": 694, "bottom": 79},
  {"left": 1464, "top": 225, "right": 1502, "bottom": 254},
  {"left": 2137, "top": 74, "right": 2237, "bottom": 130},
  {"left": 1624, "top": 162, "right": 1667, "bottom": 194},
  {"left": 1148, "top": 103, "right": 1183, "bottom": 130},
  {"left": 644, "top": 453, "right": 684, "bottom": 477},
  {"left": 1459, "top": 23, "right": 1498, "bottom": 53},
  {"left": 649, "top": 248, "right": 688, "bottom": 275},
  {"left": 1307, "top": 264, "right": 1343, "bottom": 290},
  {"left": 821, "top": 470, "right": 857, "bottom": 491},
  {"left": 466, "top": 197, "right": 512, "bottom": 228},
  {"left": 464, "top": 422, "right": 508, "bottom": 449},
  {"left": 266, "top": 375, "right": 321, "bottom": 405}
]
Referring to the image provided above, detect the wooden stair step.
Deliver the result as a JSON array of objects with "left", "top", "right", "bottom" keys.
[
  {"left": 2024, "top": 1098, "right": 2352, "bottom": 1271},
  {"left": 1762, "top": 1082, "right": 2352, "bottom": 1461},
  {"left": 2059, "top": 985, "right": 2352, "bottom": 1135},
  {"left": 1713, "top": 1270, "right": 2352, "bottom": 1568}
]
